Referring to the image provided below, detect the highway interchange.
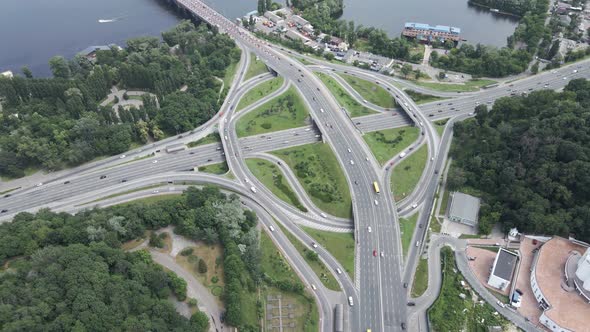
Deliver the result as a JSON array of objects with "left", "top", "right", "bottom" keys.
[{"left": 2, "top": 0, "right": 590, "bottom": 330}]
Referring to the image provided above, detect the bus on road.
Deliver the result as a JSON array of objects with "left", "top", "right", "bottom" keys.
[{"left": 373, "top": 181, "right": 380, "bottom": 193}]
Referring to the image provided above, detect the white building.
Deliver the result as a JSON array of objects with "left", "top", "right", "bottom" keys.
[
  {"left": 285, "top": 29, "right": 310, "bottom": 43},
  {"left": 263, "top": 11, "right": 283, "bottom": 24},
  {"left": 487, "top": 248, "right": 518, "bottom": 291},
  {"left": 1, "top": 71, "right": 13, "bottom": 79}
]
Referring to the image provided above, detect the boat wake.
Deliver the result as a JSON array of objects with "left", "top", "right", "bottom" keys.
[{"left": 98, "top": 16, "right": 124, "bottom": 23}]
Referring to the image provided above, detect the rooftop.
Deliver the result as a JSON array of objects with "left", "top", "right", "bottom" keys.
[
  {"left": 535, "top": 237, "right": 589, "bottom": 331},
  {"left": 404, "top": 22, "right": 461, "bottom": 34},
  {"left": 491, "top": 248, "right": 518, "bottom": 281},
  {"left": 449, "top": 192, "right": 480, "bottom": 222}
]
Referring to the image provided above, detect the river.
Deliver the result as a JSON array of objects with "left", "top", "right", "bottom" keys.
[{"left": 0, "top": 0, "right": 518, "bottom": 77}]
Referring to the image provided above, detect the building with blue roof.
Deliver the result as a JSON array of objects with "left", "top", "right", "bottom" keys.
[{"left": 402, "top": 22, "right": 462, "bottom": 44}]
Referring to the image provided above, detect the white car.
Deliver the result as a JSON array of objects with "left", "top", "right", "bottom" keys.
[
  {"left": 305, "top": 128, "right": 311, "bottom": 131},
  {"left": 312, "top": 242, "right": 318, "bottom": 248},
  {"left": 320, "top": 108, "right": 324, "bottom": 113},
  {"left": 336, "top": 268, "right": 343, "bottom": 274},
  {"left": 563, "top": 77, "right": 567, "bottom": 80},
  {"left": 311, "top": 284, "right": 317, "bottom": 290},
  {"left": 224, "top": 135, "right": 228, "bottom": 140},
  {"left": 365, "top": 157, "right": 369, "bottom": 161},
  {"left": 468, "top": 112, "right": 474, "bottom": 116},
  {"left": 416, "top": 241, "right": 421, "bottom": 247},
  {"left": 250, "top": 186, "right": 257, "bottom": 193},
  {"left": 348, "top": 296, "right": 354, "bottom": 306},
  {"left": 347, "top": 148, "right": 352, "bottom": 153},
  {"left": 363, "top": 99, "right": 368, "bottom": 103},
  {"left": 244, "top": 178, "right": 250, "bottom": 183},
  {"left": 120, "top": 154, "right": 126, "bottom": 159},
  {"left": 153, "top": 190, "right": 159, "bottom": 194},
  {"left": 374, "top": 200, "right": 379, "bottom": 205},
  {"left": 412, "top": 203, "right": 418, "bottom": 208},
  {"left": 320, "top": 212, "right": 327, "bottom": 218},
  {"left": 36, "top": 182, "right": 43, "bottom": 187},
  {"left": 573, "top": 69, "right": 578, "bottom": 73},
  {"left": 368, "top": 226, "right": 372, "bottom": 233},
  {"left": 152, "top": 160, "right": 158, "bottom": 164},
  {"left": 380, "top": 251, "right": 384, "bottom": 257},
  {"left": 350, "top": 160, "right": 355, "bottom": 165},
  {"left": 430, "top": 157, "right": 434, "bottom": 161},
  {"left": 269, "top": 225, "right": 275, "bottom": 232}
]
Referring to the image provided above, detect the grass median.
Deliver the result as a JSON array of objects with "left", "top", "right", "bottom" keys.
[
  {"left": 244, "top": 52, "right": 269, "bottom": 81},
  {"left": 187, "top": 132, "right": 220, "bottom": 148},
  {"left": 276, "top": 222, "right": 341, "bottom": 291},
  {"left": 428, "top": 248, "right": 508, "bottom": 331},
  {"left": 340, "top": 73, "right": 395, "bottom": 108},
  {"left": 315, "top": 72, "right": 376, "bottom": 117},
  {"left": 414, "top": 79, "right": 497, "bottom": 92},
  {"left": 405, "top": 89, "right": 446, "bottom": 105},
  {"left": 391, "top": 144, "right": 428, "bottom": 201},
  {"left": 236, "top": 86, "right": 309, "bottom": 137},
  {"left": 246, "top": 158, "right": 307, "bottom": 212},
  {"left": 198, "top": 162, "right": 229, "bottom": 175},
  {"left": 237, "top": 76, "right": 284, "bottom": 111},
  {"left": 363, "top": 126, "right": 420, "bottom": 165},
  {"left": 411, "top": 257, "right": 429, "bottom": 297},
  {"left": 271, "top": 142, "right": 352, "bottom": 219},
  {"left": 302, "top": 227, "right": 355, "bottom": 280},
  {"left": 433, "top": 118, "right": 449, "bottom": 137},
  {"left": 400, "top": 213, "right": 419, "bottom": 257}
]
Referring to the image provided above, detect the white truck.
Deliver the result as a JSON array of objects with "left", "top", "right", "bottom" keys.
[{"left": 399, "top": 152, "right": 407, "bottom": 158}]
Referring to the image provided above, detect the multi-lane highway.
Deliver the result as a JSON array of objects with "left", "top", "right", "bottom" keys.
[{"left": 2, "top": 0, "right": 590, "bottom": 330}]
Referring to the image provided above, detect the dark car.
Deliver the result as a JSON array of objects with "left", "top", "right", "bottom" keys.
[
  {"left": 100, "top": 175, "right": 107, "bottom": 179},
  {"left": 435, "top": 170, "right": 439, "bottom": 174},
  {"left": 64, "top": 181, "right": 70, "bottom": 184},
  {"left": 401, "top": 322, "right": 406, "bottom": 330},
  {"left": 419, "top": 224, "right": 423, "bottom": 228},
  {"left": 407, "top": 302, "right": 416, "bottom": 306},
  {"left": 121, "top": 179, "right": 127, "bottom": 183},
  {"left": 403, "top": 282, "right": 408, "bottom": 288},
  {"left": 3, "top": 194, "right": 11, "bottom": 198},
  {"left": 177, "top": 135, "right": 183, "bottom": 139},
  {"left": 0, "top": 209, "right": 7, "bottom": 213}
]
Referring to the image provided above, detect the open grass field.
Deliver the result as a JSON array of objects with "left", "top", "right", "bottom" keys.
[
  {"left": 412, "top": 257, "right": 429, "bottom": 297},
  {"left": 315, "top": 72, "right": 376, "bottom": 117},
  {"left": 244, "top": 52, "right": 268, "bottom": 81},
  {"left": 187, "top": 133, "right": 220, "bottom": 148},
  {"left": 391, "top": 144, "right": 428, "bottom": 201},
  {"left": 237, "top": 76, "right": 284, "bottom": 111},
  {"left": 236, "top": 86, "right": 309, "bottom": 137},
  {"left": 245, "top": 158, "right": 307, "bottom": 212},
  {"left": 340, "top": 73, "right": 396, "bottom": 108},
  {"left": 415, "top": 79, "right": 497, "bottom": 92},
  {"left": 405, "top": 89, "right": 446, "bottom": 105},
  {"left": 302, "top": 227, "right": 355, "bottom": 280},
  {"left": 271, "top": 143, "right": 352, "bottom": 218},
  {"left": 363, "top": 126, "right": 420, "bottom": 165}
]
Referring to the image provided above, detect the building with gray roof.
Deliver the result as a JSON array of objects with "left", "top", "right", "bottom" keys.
[
  {"left": 487, "top": 248, "right": 518, "bottom": 291},
  {"left": 448, "top": 192, "right": 481, "bottom": 226}
]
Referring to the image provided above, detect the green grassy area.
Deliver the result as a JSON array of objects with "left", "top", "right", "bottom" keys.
[
  {"left": 459, "top": 234, "right": 483, "bottom": 239},
  {"left": 299, "top": 57, "right": 313, "bottom": 65},
  {"left": 430, "top": 215, "right": 442, "bottom": 233},
  {"left": 276, "top": 222, "right": 341, "bottom": 291},
  {"left": 353, "top": 38, "right": 371, "bottom": 52},
  {"left": 187, "top": 133, "right": 220, "bottom": 148},
  {"left": 405, "top": 89, "right": 445, "bottom": 105},
  {"left": 222, "top": 50, "right": 241, "bottom": 90},
  {"left": 0, "top": 167, "right": 37, "bottom": 182},
  {"left": 244, "top": 52, "right": 269, "bottom": 81},
  {"left": 429, "top": 248, "right": 508, "bottom": 332},
  {"left": 363, "top": 126, "right": 420, "bottom": 166},
  {"left": 198, "top": 162, "right": 229, "bottom": 175},
  {"left": 415, "top": 79, "right": 497, "bottom": 92},
  {"left": 315, "top": 72, "right": 376, "bottom": 117},
  {"left": 237, "top": 76, "right": 284, "bottom": 111},
  {"left": 411, "top": 258, "right": 429, "bottom": 297},
  {"left": 271, "top": 143, "right": 352, "bottom": 219},
  {"left": 0, "top": 187, "right": 20, "bottom": 195},
  {"left": 339, "top": 73, "right": 396, "bottom": 109},
  {"left": 236, "top": 86, "right": 309, "bottom": 137},
  {"left": 117, "top": 194, "right": 181, "bottom": 207},
  {"left": 259, "top": 231, "right": 319, "bottom": 332},
  {"left": 400, "top": 213, "right": 419, "bottom": 257},
  {"left": 439, "top": 189, "right": 451, "bottom": 216},
  {"left": 474, "top": 246, "right": 500, "bottom": 253},
  {"left": 301, "top": 227, "right": 355, "bottom": 280},
  {"left": 433, "top": 119, "right": 449, "bottom": 137},
  {"left": 79, "top": 184, "right": 164, "bottom": 205},
  {"left": 391, "top": 144, "right": 428, "bottom": 201},
  {"left": 245, "top": 158, "right": 307, "bottom": 212}
]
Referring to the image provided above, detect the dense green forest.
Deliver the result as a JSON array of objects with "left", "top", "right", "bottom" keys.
[
  {"left": 447, "top": 79, "right": 590, "bottom": 240},
  {"left": 0, "top": 20, "right": 240, "bottom": 178},
  {"left": 430, "top": 0, "right": 549, "bottom": 77},
  {"left": 0, "top": 185, "right": 260, "bottom": 330}
]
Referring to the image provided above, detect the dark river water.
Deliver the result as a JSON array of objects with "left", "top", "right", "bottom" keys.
[{"left": 0, "top": 0, "right": 518, "bottom": 77}]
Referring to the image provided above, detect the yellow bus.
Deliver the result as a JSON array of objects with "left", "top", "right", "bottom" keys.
[{"left": 373, "top": 181, "right": 380, "bottom": 193}]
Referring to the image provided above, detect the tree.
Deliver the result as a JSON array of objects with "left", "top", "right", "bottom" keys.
[
  {"left": 438, "top": 71, "right": 447, "bottom": 80},
  {"left": 198, "top": 258, "right": 208, "bottom": 273},
  {"left": 21, "top": 66, "right": 33, "bottom": 78},
  {"left": 265, "top": 0, "right": 272, "bottom": 12},
  {"left": 324, "top": 52, "right": 335, "bottom": 60},
  {"left": 49, "top": 56, "right": 71, "bottom": 79},
  {"left": 414, "top": 69, "right": 421, "bottom": 80},
  {"left": 401, "top": 64, "right": 413, "bottom": 78},
  {"left": 123, "top": 92, "right": 129, "bottom": 100},
  {"left": 531, "top": 61, "right": 539, "bottom": 74},
  {"left": 190, "top": 311, "right": 210, "bottom": 332},
  {"left": 258, "top": 0, "right": 265, "bottom": 14}
]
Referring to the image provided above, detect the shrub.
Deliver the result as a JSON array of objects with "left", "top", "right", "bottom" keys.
[
  {"left": 198, "top": 258, "right": 208, "bottom": 273},
  {"left": 180, "top": 247, "right": 194, "bottom": 256},
  {"left": 211, "top": 275, "right": 219, "bottom": 284}
]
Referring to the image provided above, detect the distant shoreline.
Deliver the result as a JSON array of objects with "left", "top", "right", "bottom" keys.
[{"left": 468, "top": 1, "right": 522, "bottom": 18}]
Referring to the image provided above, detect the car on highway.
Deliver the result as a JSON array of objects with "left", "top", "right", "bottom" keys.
[
  {"left": 350, "top": 160, "right": 354, "bottom": 165},
  {"left": 63, "top": 181, "right": 70, "bottom": 184},
  {"left": 3, "top": 194, "right": 11, "bottom": 198},
  {"left": 380, "top": 251, "right": 384, "bottom": 257},
  {"left": 407, "top": 302, "right": 415, "bottom": 306},
  {"left": 120, "top": 154, "right": 126, "bottom": 159},
  {"left": 244, "top": 178, "right": 249, "bottom": 183},
  {"left": 347, "top": 148, "right": 351, "bottom": 153},
  {"left": 153, "top": 190, "right": 159, "bottom": 194},
  {"left": 374, "top": 199, "right": 379, "bottom": 205},
  {"left": 412, "top": 203, "right": 418, "bottom": 208},
  {"left": 0, "top": 209, "right": 7, "bottom": 213},
  {"left": 336, "top": 268, "right": 342, "bottom": 274},
  {"left": 348, "top": 296, "right": 354, "bottom": 306},
  {"left": 152, "top": 160, "right": 158, "bottom": 164},
  {"left": 36, "top": 183, "right": 43, "bottom": 187},
  {"left": 401, "top": 322, "right": 406, "bottom": 330},
  {"left": 312, "top": 242, "right": 318, "bottom": 248},
  {"left": 121, "top": 179, "right": 127, "bottom": 183},
  {"left": 354, "top": 180, "right": 358, "bottom": 185},
  {"left": 416, "top": 241, "right": 421, "bottom": 247},
  {"left": 100, "top": 175, "right": 107, "bottom": 179},
  {"left": 373, "top": 250, "right": 377, "bottom": 257},
  {"left": 320, "top": 212, "right": 327, "bottom": 218},
  {"left": 320, "top": 108, "right": 324, "bottom": 113},
  {"left": 250, "top": 186, "right": 257, "bottom": 193},
  {"left": 403, "top": 282, "right": 408, "bottom": 288},
  {"left": 368, "top": 226, "right": 372, "bottom": 233},
  {"left": 468, "top": 112, "right": 474, "bottom": 116},
  {"left": 311, "top": 284, "right": 317, "bottom": 290},
  {"left": 269, "top": 225, "right": 275, "bottom": 232}
]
